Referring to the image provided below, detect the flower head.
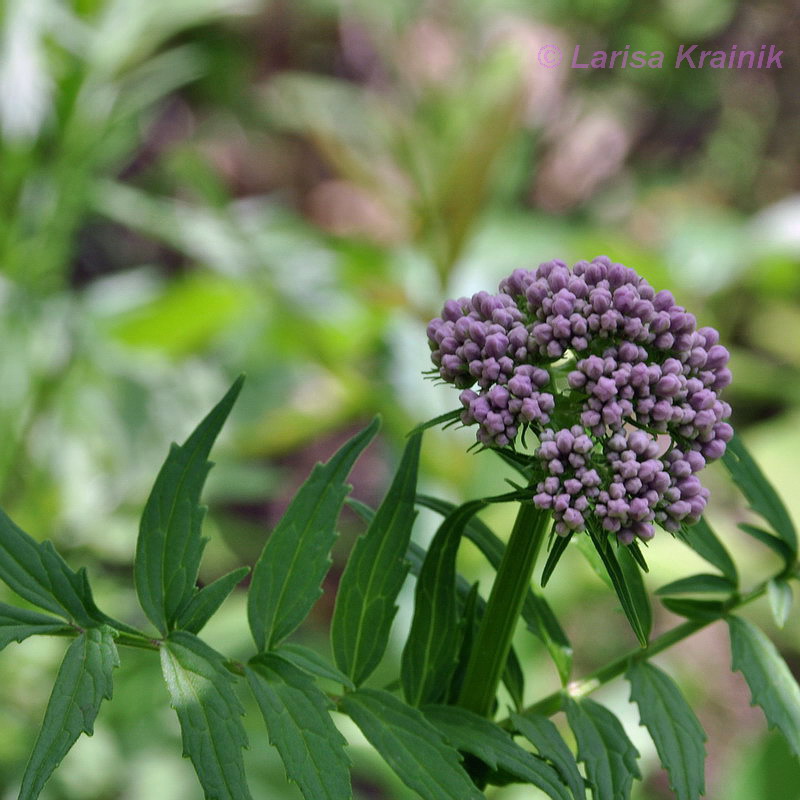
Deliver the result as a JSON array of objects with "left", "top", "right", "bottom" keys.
[{"left": 427, "top": 256, "right": 732, "bottom": 543}]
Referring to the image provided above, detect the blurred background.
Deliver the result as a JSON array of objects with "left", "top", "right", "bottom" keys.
[{"left": 0, "top": 0, "right": 799, "bottom": 797}]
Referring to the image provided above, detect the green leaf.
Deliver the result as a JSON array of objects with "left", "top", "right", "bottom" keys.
[
  {"left": 248, "top": 418, "right": 379, "bottom": 652},
  {"left": 277, "top": 643, "right": 355, "bottom": 689},
  {"left": 401, "top": 500, "right": 485, "bottom": 706},
  {"left": 661, "top": 598, "right": 726, "bottom": 620},
  {"left": 0, "top": 509, "right": 97, "bottom": 626},
  {"left": 541, "top": 532, "right": 573, "bottom": 587},
  {"left": 135, "top": 376, "right": 243, "bottom": 635},
  {"left": 728, "top": 615, "right": 800, "bottom": 758},
  {"left": 588, "top": 524, "right": 650, "bottom": 646},
  {"left": 678, "top": 518, "right": 738, "bottom": 584},
  {"left": 723, "top": 434, "right": 797, "bottom": 554},
  {"left": 566, "top": 697, "right": 640, "bottom": 800},
  {"left": 417, "top": 494, "right": 572, "bottom": 685},
  {"left": 160, "top": 630, "right": 252, "bottom": 800},
  {"left": 738, "top": 523, "right": 794, "bottom": 565},
  {"left": 407, "top": 409, "right": 461, "bottom": 436},
  {"left": 339, "top": 688, "right": 483, "bottom": 800},
  {"left": 246, "top": 654, "right": 351, "bottom": 800},
  {"left": 627, "top": 661, "right": 706, "bottom": 800},
  {"left": 0, "top": 603, "right": 66, "bottom": 651},
  {"left": 424, "top": 705, "right": 571, "bottom": 800},
  {"left": 618, "top": 545, "right": 652, "bottom": 643},
  {"left": 175, "top": 567, "right": 250, "bottom": 634},
  {"left": 332, "top": 432, "right": 421, "bottom": 685},
  {"left": 19, "top": 626, "right": 119, "bottom": 800},
  {"left": 768, "top": 579, "right": 794, "bottom": 629},
  {"left": 656, "top": 573, "right": 736, "bottom": 596},
  {"left": 512, "top": 712, "right": 586, "bottom": 800}
]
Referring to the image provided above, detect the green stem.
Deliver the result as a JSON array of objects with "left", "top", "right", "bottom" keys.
[
  {"left": 508, "top": 579, "right": 769, "bottom": 722},
  {"left": 457, "top": 501, "right": 551, "bottom": 717}
]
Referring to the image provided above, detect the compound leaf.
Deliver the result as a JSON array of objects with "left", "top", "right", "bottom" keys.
[{"left": 175, "top": 566, "right": 250, "bottom": 634}]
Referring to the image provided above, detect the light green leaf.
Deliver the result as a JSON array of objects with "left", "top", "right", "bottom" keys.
[
  {"left": 135, "top": 376, "right": 243, "bottom": 635},
  {"left": 248, "top": 418, "right": 379, "bottom": 652},
  {"left": 678, "top": 518, "right": 738, "bottom": 584},
  {"left": 277, "top": 643, "right": 355, "bottom": 689},
  {"left": 246, "top": 654, "right": 351, "bottom": 800},
  {"left": 19, "top": 626, "right": 119, "bottom": 800},
  {"left": 175, "top": 567, "right": 249, "bottom": 634},
  {"left": 512, "top": 712, "right": 586, "bottom": 800},
  {"left": 566, "top": 697, "right": 640, "bottom": 800},
  {"left": 728, "top": 615, "right": 800, "bottom": 757},
  {"left": 656, "top": 573, "right": 735, "bottom": 596},
  {"left": 160, "top": 631, "right": 251, "bottom": 800},
  {"left": 627, "top": 661, "right": 706, "bottom": 800},
  {"left": 768, "top": 579, "right": 794, "bottom": 629},
  {"left": 723, "top": 435, "right": 797, "bottom": 554},
  {"left": 425, "top": 705, "right": 571, "bottom": 800},
  {"left": 332, "top": 432, "right": 421, "bottom": 685},
  {"left": 339, "top": 688, "right": 483, "bottom": 800},
  {"left": 0, "top": 603, "right": 66, "bottom": 651},
  {"left": 401, "top": 500, "right": 485, "bottom": 706}
]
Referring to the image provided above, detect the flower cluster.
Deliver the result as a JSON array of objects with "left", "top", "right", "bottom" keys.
[{"left": 426, "top": 256, "right": 732, "bottom": 543}]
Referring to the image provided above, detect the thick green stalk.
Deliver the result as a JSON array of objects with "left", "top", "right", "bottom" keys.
[{"left": 457, "top": 501, "right": 551, "bottom": 717}]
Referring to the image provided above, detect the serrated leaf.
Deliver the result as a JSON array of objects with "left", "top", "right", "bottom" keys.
[
  {"left": 339, "top": 688, "right": 483, "bottom": 800},
  {"left": 424, "top": 705, "right": 571, "bottom": 800},
  {"left": 248, "top": 418, "right": 379, "bottom": 652},
  {"left": 728, "top": 615, "right": 800, "bottom": 757},
  {"left": 277, "top": 643, "right": 355, "bottom": 689},
  {"left": 738, "top": 523, "right": 794, "bottom": 565},
  {"left": 332, "top": 432, "right": 421, "bottom": 686},
  {"left": 723, "top": 435, "right": 797, "bottom": 554},
  {"left": 768, "top": 579, "right": 794, "bottom": 629},
  {"left": 566, "top": 697, "right": 640, "bottom": 800},
  {"left": 655, "top": 573, "right": 735, "bottom": 596},
  {"left": 512, "top": 712, "right": 586, "bottom": 800},
  {"left": 135, "top": 376, "right": 243, "bottom": 635},
  {"left": 401, "top": 500, "right": 485, "bottom": 706},
  {"left": 627, "top": 661, "right": 706, "bottom": 800},
  {"left": 678, "top": 518, "right": 738, "bottom": 584},
  {"left": 661, "top": 598, "right": 725, "bottom": 620},
  {"left": 0, "top": 509, "right": 97, "bottom": 626},
  {"left": 175, "top": 567, "right": 249, "bottom": 634},
  {"left": 588, "top": 524, "right": 650, "bottom": 646},
  {"left": 19, "top": 626, "right": 119, "bottom": 800},
  {"left": 0, "top": 603, "right": 67, "bottom": 651},
  {"left": 417, "top": 494, "right": 572, "bottom": 685},
  {"left": 246, "top": 654, "right": 351, "bottom": 800},
  {"left": 541, "top": 532, "right": 573, "bottom": 587},
  {"left": 160, "top": 630, "right": 252, "bottom": 800}
]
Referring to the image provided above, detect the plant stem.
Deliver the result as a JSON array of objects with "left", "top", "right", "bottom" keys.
[
  {"left": 506, "top": 578, "right": 769, "bottom": 722},
  {"left": 457, "top": 500, "right": 551, "bottom": 717}
]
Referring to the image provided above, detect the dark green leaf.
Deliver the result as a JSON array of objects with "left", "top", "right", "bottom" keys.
[
  {"left": 677, "top": 518, "right": 738, "bottom": 584},
  {"left": 738, "top": 524, "right": 794, "bottom": 565},
  {"left": 175, "top": 567, "right": 249, "bottom": 634},
  {"left": 135, "top": 376, "right": 243, "bottom": 635},
  {"left": 246, "top": 654, "right": 351, "bottom": 800},
  {"left": 655, "top": 573, "right": 735, "bottom": 596},
  {"left": 19, "top": 626, "right": 119, "bottom": 800},
  {"left": 407, "top": 409, "right": 461, "bottom": 436},
  {"left": 723, "top": 434, "right": 797, "bottom": 554},
  {"left": 541, "top": 532, "right": 573, "bottom": 587},
  {"left": 618, "top": 546, "right": 652, "bottom": 642},
  {"left": 277, "top": 643, "right": 355, "bottom": 689},
  {"left": 0, "top": 603, "right": 67, "bottom": 651},
  {"left": 728, "top": 615, "right": 800, "bottom": 758},
  {"left": 160, "top": 630, "right": 251, "bottom": 800},
  {"left": 248, "top": 418, "right": 379, "bottom": 652},
  {"left": 417, "top": 494, "right": 572, "bottom": 685},
  {"left": 661, "top": 598, "right": 726, "bottom": 620},
  {"left": 339, "top": 688, "right": 483, "bottom": 800},
  {"left": 626, "top": 541, "right": 649, "bottom": 573},
  {"left": 424, "top": 705, "right": 571, "bottom": 800},
  {"left": 566, "top": 697, "right": 640, "bottom": 800},
  {"left": 513, "top": 712, "right": 586, "bottom": 800},
  {"left": 768, "top": 579, "right": 794, "bottom": 629},
  {"left": 627, "top": 661, "right": 706, "bottom": 800},
  {"left": 401, "top": 500, "right": 485, "bottom": 706},
  {"left": 0, "top": 509, "right": 97, "bottom": 626},
  {"left": 447, "top": 582, "right": 482, "bottom": 704},
  {"left": 332, "top": 432, "right": 421, "bottom": 685},
  {"left": 588, "top": 524, "right": 649, "bottom": 646}
]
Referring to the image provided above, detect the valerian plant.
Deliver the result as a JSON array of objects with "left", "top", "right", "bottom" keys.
[{"left": 1, "top": 257, "right": 799, "bottom": 800}]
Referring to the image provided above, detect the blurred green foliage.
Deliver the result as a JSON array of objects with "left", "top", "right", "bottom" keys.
[{"left": 1, "top": 0, "right": 798, "bottom": 797}]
